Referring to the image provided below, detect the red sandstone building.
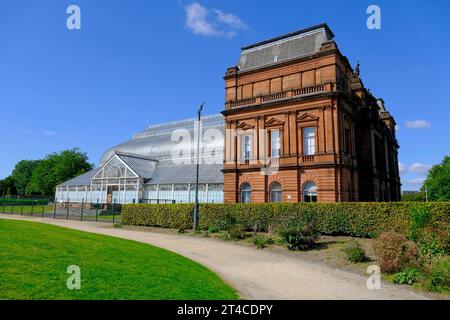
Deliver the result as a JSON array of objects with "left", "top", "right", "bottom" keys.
[{"left": 222, "top": 24, "right": 401, "bottom": 203}]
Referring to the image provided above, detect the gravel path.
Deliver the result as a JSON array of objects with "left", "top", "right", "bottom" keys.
[{"left": 0, "top": 215, "right": 432, "bottom": 300}]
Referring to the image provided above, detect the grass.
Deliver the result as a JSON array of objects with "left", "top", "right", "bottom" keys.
[
  {"left": 0, "top": 205, "right": 54, "bottom": 215},
  {"left": 0, "top": 219, "right": 238, "bottom": 300}
]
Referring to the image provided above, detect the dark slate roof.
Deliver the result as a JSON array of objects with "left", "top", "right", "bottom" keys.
[
  {"left": 57, "top": 168, "right": 100, "bottom": 187},
  {"left": 149, "top": 161, "right": 223, "bottom": 184},
  {"left": 237, "top": 23, "right": 334, "bottom": 72}
]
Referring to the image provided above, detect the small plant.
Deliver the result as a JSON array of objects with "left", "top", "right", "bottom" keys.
[
  {"left": 203, "top": 231, "right": 209, "bottom": 238},
  {"left": 252, "top": 234, "right": 274, "bottom": 249},
  {"left": 343, "top": 241, "right": 367, "bottom": 263},
  {"left": 208, "top": 225, "right": 219, "bottom": 233},
  {"left": 177, "top": 228, "right": 186, "bottom": 234},
  {"left": 227, "top": 224, "right": 246, "bottom": 240},
  {"left": 409, "top": 205, "right": 432, "bottom": 242},
  {"left": 367, "top": 231, "right": 379, "bottom": 239},
  {"left": 426, "top": 257, "right": 450, "bottom": 292},
  {"left": 277, "top": 210, "right": 318, "bottom": 251},
  {"left": 217, "top": 215, "right": 237, "bottom": 231},
  {"left": 113, "top": 223, "right": 122, "bottom": 229},
  {"left": 393, "top": 268, "right": 422, "bottom": 285},
  {"left": 418, "top": 239, "right": 446, "bottom": 259},
  {"left": 373, "top": 231, "right": 419, "bottom": 273}
]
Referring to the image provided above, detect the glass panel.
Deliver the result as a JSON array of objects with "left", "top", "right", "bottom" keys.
[
  {"left": 242, "top": 135, "right": 252, "bottom": 160},
  {"left": 240, "top": 183, "right": 251, "bottom": 203},
  {"left": 270, "top": 130, "right": 281, "bottom": 158},
  {"left": 303, "top": 181, "right": 317, "bottom": 202},
  {"left": 96, "top": 156, "right": 138, "bottom": 179},
  {"left": 303, "top": 127, "right": 316, "bottom": 156},
  {"left": 269, "top": 182, "right": 282, "bottom": 203}
]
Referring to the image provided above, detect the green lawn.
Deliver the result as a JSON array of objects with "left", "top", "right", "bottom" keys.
[
  {"left": 0, "top": 205, "right": 54, "bottom": 215},
  {"left": 0, "top": 219, "right": 238, "bottom": 300}
]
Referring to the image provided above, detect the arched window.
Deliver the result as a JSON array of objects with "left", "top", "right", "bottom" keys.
[
  {"left": 269, "top": 182, "right": 282, "bottom": 203},
  {"left": 240, "top": 183, "right": 252, "bottom": 203},
  {"left": 303, "top": 181, "right": 317, "bottom": 202}
]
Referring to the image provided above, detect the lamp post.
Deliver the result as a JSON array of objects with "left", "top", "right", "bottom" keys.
[{"left": 193, "top": 102, "right": 204, "bottom": 231}]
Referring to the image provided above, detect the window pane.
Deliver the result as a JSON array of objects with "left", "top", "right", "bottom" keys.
[
  {"left": 242, "top": 135, "right": 252, "bottom": 160},
  {"left": 241, "top": 183, "right": 251, "bottom": 203},
  {"left": 271, "top": 130, "right": 281, "bottom": 157},
  {"left": 303, "top": 181, "right": 317, "bottom": 202},
  {"left": 303, "top": 127, "right": 316, "bottom": 155}
]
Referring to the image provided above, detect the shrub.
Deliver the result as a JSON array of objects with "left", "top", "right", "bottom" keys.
[
  {"left": 121, "top": 202, "right": 450, "bottom": 248},
  {"left": 393, "top": 268, "right": 422, "bottom": 285},
  {"left": 426, "top": 257, "right": 450, "bottom": 292},
  {"left": 217, "top": 214, "right": 237, "bottom": 231},
  {"left": 252, "top": 234, "right": 274, "bottom": 249},
  {"left": 277, "top": 210, "right": 318, "bottom": 251},
  {"left": 373, "top": 232, "right": 420, "bottom": 273},
  {"left": 418, "top": 239, "right": 446, "bottom": 259},
  {"left": 409, "top": 205, "right": 432, "bottom": 242},
  {"left": 208, "top": 225, "right": 219, "bottom": 233},
  {"left": 343, "top": 241, "right": 367, "bottom": 263},
  {"left": 225, "top": 224, "right": 246, "bottom": 241}
]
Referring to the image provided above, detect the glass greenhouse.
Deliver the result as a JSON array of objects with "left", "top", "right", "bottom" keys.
[{"left": 56, "top": 115, "right": 225, "bottom": 204}]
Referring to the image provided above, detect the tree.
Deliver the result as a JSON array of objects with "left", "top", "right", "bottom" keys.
[
  {"left": 27, "top": 148, "right": 93, "bottom": 195},
  {"left": 421, "top": 156, "right": 450, "bottom": 201},
  {"left": 0, "top": 176, "right": 17, "bottom": 197},
  {"left": 401, "top": 192, "right": 426, "bottom": 202},
  {"left": 11, "top": 160, "right": 41, "bottom": 195}
]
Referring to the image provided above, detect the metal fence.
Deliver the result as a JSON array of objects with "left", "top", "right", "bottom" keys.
[
  {"left": 139, "top": 199, "right": 175, "bottom": 204},
  {"left": 0, "top": 199, "right": 122, "bottom": 224}
]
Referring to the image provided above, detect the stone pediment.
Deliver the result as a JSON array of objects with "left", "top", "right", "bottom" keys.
[
  {"left": 297, "top": 113, "right": 319, "bottom": 123},
  {"left": 265, "top": 117, "right": 285, "bottom": 127},
  {"left": 236, "top": 121, "right": 255, "bottom": 130}
]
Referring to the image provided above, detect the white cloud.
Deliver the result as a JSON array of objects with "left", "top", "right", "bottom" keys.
[
  {"left": 185, "top": 3, "right": 245, "bottom": 38},
  {"left": 212, "top": 9, "right": 246, "bottom": 29},
  {"left": 409, "top": 163, "right": 432, "bottom": 174},
  {"left": 406, "top": 178, "right": 426, "bottom": 187},
  {"left": 398, "top": 162, "right": 406, "bottom": 175},
  {"left": 405, "top": 119, "right": 431, "bottom": 129},
  {"left": 44, "top": 130, "right": 56, "bottom": 136}
]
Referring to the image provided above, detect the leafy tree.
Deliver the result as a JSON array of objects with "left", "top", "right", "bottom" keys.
[
  {"left": 401, "top": 192, "right": 426, "bottom": 202},
  {"left": 0, "top": 176, "right": 17, "bottom": 196},
  {"left": 27, "top": 148, "right": 93, "bottom": 195},
  {"left": 421, "top": 156, "right": 450, "bottom": 201},
  {"left": 11, "top": 160, "right": 41, "bottom": 195}
]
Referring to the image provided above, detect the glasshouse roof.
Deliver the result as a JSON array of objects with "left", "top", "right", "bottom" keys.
[{"left": 58, "top": 114, "right": 225, "bottom": 187}]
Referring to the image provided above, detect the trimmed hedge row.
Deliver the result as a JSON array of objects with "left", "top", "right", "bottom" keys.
[{"left": 122, "top": 202, "right": 450, "bottom": 245}]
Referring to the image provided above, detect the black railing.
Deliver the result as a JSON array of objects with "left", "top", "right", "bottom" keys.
[
  {"left": 0, "top": 199, "right": 121, "bottom": 224},
  {"left": 139, "top": 199, "right": 176, "bottom": 204}
]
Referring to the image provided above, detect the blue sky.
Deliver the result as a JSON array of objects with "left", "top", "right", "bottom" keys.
[{"left": 0, "top": 0, "right": 449, "bottom": 190}]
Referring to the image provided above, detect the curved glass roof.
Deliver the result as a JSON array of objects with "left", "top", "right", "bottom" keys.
[{"left": 100, "top": 114, "right": 225, "bottom": 165}]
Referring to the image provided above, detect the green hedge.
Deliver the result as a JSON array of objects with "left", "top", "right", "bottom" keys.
[
  {"left": 122, "top": 202, "right": 450, "bottom": 246},
  {"left": 0, "top": 198, "right": 49, "bottom": 206}
]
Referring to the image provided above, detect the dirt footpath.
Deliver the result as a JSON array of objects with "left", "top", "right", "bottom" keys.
[{"left": 0, "top": 215, "right": 432, "bottom": 300}]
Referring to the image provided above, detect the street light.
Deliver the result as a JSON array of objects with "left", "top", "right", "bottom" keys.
[{"left": 193, "top": 102, "right": 204, "bottom": 231}]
